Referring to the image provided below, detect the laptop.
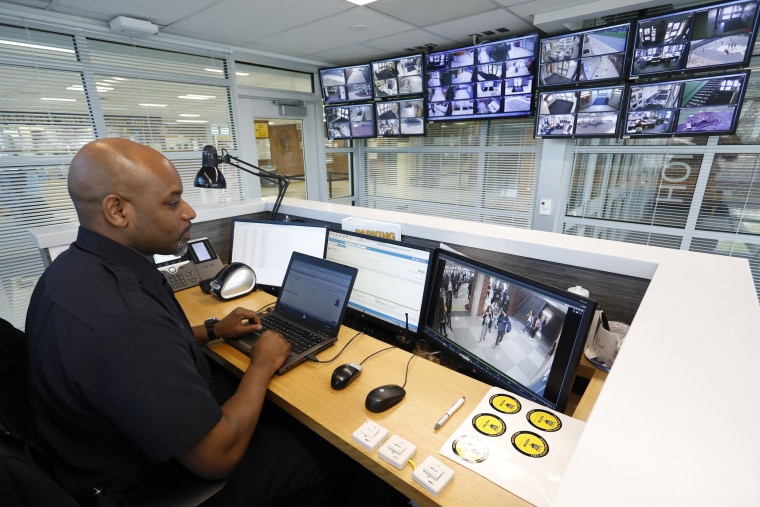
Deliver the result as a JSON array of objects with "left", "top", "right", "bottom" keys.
[{"left": 228, "top": 251, "right": 358, "bottom": 374}]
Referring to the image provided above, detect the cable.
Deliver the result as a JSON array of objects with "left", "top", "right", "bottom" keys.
[
  {"left": 399, "top": 353, "right": 416, "bottom": 389},
  {"left": 358, "top": 345, "right": 397, "bottom": 366},
  {"left": 307, "top": 331, "right": 364, "bottom": 363}
]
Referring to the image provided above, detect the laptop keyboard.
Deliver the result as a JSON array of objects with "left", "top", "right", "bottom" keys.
[{"left": 260, "top": 313, "right": 326, "bottom": 354}]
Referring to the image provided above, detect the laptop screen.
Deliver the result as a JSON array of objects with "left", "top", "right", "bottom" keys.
[{"left": 277, "top": 252, "right": 357, "bottom": 334}]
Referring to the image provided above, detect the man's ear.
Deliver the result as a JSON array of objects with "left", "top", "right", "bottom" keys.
[{"left": 102, "top": 194, "right": 129, "bottom": 227}]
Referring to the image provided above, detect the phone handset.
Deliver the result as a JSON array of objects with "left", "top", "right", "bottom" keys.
[{"left": 153, "top": 237, "right": 224, "bottom": 292}]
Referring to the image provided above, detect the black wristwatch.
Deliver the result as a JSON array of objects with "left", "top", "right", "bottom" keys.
[{"left": 204, "top": 317, "right": 220, "bottom": 341}]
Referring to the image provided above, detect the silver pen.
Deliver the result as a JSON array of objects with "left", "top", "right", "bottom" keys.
[{"left": 434, "top": 396, "right": 465, "bottom": 430}]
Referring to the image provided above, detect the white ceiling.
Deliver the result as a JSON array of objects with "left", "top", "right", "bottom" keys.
[{"left": 2, "top": 0, "right": 701, "bottom": 66}]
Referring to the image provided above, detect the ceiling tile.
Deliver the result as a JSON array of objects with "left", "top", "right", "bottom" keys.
[
  {"left": 368, "top": 0, "right": 500, "bottom": 26},
  {"left": 424, "top": 9, "right": 535, "bottom": 46}
]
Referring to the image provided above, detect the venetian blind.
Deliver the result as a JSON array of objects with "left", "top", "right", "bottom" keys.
[
  {"left": 0, "top": 23, "right": 237, "bottom": 328},
  {"left": 359, "top": 119, "right": 539, "bottom": 228}
]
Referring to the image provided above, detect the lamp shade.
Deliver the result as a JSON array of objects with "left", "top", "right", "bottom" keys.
[{"left": 195, "top": 166, "right": 226, "bottom": 188}]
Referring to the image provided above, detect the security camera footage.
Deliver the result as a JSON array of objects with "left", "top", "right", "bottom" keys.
[
  {"left": 425, "top": 33, "right": 539, "bottom": 121},
  {"left": 422, "top": 250, "right": 595, "bottom": 411},
  {"left": 371, "top": 54, "right": 425, "bottom": 99},
  {"left": 624, "top": 71, "right": 748, "bottom": 137},
  {"left": 375, "top": 98, "right": 426, "bottom": 137},
  {"left": 325, "top": 104, "right": 376, "bottom": 140},
  {"left": 536, "top": 85, "right": 625, "bottom": 138},
  {"left": 319, "top": 64, "right": 374, "bottom": 104},
  {"left": 630, "top": 0, "right": 760, "bottom": 78},
  {"left": 539, "top": 23, "right": 631, "bottom": 88}
]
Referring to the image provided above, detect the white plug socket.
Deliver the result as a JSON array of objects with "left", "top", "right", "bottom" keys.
[
  {"left": 412, "top": 455, "right": 455, "bottom": 496},
  {"left": 352, "top": 420, "right": 389, "bottom": 452},
  {"left": 379, "top": 434, "right": 416, "bottom": 469}
]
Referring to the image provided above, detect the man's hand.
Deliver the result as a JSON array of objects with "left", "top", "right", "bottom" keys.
[{"left": 214, "top": 306, "right": 263, "bottom": 339}]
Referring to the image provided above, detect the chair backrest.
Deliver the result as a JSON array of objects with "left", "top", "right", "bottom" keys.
[{"left": 0, "top": 318, "right": 81, "bottom": 506}]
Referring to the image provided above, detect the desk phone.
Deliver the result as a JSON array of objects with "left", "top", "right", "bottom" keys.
[{"left": 152, "top": 237, "right": 223, "bottom": 291}]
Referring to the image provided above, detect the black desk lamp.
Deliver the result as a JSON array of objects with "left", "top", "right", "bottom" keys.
[{"left": 194, "top": 145, "right": 290, "bottom": 220}]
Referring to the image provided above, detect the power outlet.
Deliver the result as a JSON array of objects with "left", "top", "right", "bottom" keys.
[
  {"left": 379, "top": 434, "right": 416, "bottom": 469},
  {"left": 352, "top": 420, "right": 389, "bottom": 452},
  {"left": 412, "top": 455, "right": 455, "bottom": 496}
]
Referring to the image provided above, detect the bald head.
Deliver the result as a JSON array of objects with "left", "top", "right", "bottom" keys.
[{"left": 67, "top": 138, "right": 195, "bottom": 255}]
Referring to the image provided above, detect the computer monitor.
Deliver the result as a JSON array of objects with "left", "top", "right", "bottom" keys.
[
  {"left": 229, "top": 219, "right": 328, "bottom": 289},
  {"left": 324, "top": 228, "right": 434, "bottom": 338},
  {"left": 422, "top": 249, "right": 597, "bottom": 412},
  {"left": 535, "top": 84, "right": 625, "bottom": 139},
  {"left": 623, "top": 70, "right": 749, "bottom": 138}
]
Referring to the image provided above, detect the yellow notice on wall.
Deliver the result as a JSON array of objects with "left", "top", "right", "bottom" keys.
[{"left": 254, "top": 122, "right": 269, "bottom": 139}]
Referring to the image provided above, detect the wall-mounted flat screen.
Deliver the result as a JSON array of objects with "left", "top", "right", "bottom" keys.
[
  {"left": 319, "top": 64, "right": 374, "bottom": 104},
  {"left": 536, "top": 85, "right": 625, "bottom": 138},
  {"left": 375, "top": 98, "right": 426, "bottom": 137},
  {"left": 623, "top": 70, "right": 749, "bottom": 138},
  {"left": 325, "top": 103, "right": 376, "bottom": 140},
  {"left": 371, "top": 54, "right": 425, "bottom": 99},
  {"left": 538, "top": 22, "right": 631, "bottom": 88},
  {"left": 630, "top": 0, "right": 760, "bottom": 79},
  {"left": 422, "top": 249, "right": 597, "bottom": 412},
  {"left": 425, "top": 33, "right": 539, "bottom": 122}
]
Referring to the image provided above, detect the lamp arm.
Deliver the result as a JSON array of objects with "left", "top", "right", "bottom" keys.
[{"left": 220, "top": 151, "right": 290, "bottom": 220}]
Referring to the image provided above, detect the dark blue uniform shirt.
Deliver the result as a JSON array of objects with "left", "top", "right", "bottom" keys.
[{"left": 26, "top": 227, "right": 223, "bottom": 500}]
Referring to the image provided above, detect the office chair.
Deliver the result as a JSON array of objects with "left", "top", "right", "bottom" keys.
[{"left": 0, "top": 318, "right": 225, "bottom": 507}]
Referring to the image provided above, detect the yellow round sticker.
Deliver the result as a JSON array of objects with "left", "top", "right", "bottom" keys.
[
  {"left": 489, "top": 394, "right": 521, "bottom": 414},
  {"left": 472, "top": 413, "right": 506, "bottom": 437},
  {"left": 527, "top": 409, "right": 562, "bottom": 432},
  {"left": 511, "top": 431, "right": 549, "bottom": 458},
  {"left": 451, "top": 434, "right": 489, "bottom": 463}
]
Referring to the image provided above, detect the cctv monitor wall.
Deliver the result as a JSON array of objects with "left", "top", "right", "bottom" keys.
[
  {"left": 630, "top": 0, "right": 760, "bottom": 79},
  {"left": 371, "top": 54, "right": 425, "bottom": 99},
  {"left": 319, "top": 63, "right": 374, "bottom": 104},
  {"left": 375, "top": 98, "right": 426, "bottom": 137},
  {"left": 536, "top": 85, "right": 625, "bottom": 138},
  {"left": 538, "top": 22, "right": 631, "bottom": 88},
  {"left": 425, "top": 33, "right": 539, "bottom": 122},
  {"left": 325, "top": 103, "right": 377, "bottom": 140},
  {"left": 623, "top": 70, "right": 749, "bottom": 138}
]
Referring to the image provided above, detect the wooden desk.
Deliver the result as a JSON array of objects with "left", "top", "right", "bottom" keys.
[{"left": 177, "top": 287, "right": 603, "bottom": 507}]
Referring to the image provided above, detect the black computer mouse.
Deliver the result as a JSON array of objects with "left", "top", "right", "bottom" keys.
[
  {"left": 331, "top": 363, "right": 362, "bottom": 390},
  {"left": 365, "top": 384, "right": 406, "bottom": 413}
]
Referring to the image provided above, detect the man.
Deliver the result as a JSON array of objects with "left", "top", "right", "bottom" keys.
[{"left": 25, "top": 138, "right": 326, "bottom": 505}]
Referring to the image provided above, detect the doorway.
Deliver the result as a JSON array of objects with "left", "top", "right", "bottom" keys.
[{"left": 254, "top": 117, "right": 306, "bottom": 199}]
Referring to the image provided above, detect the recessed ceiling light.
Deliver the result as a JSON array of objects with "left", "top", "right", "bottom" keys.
[
  {"left": 351, "top": 24, "right": 369, "bottom": 31},
  {"left": 346, "top": 0, "right": 377, "bottom": 5}
]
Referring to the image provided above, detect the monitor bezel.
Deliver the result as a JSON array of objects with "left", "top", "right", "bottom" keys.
[
  {"left": 421, "top": 248, "right": 597, "bottom": 412},
  {"left": 325, "top": 227, "right": 435, "bottom": 340},
  {"left": 629, "top": 0, "right": 760, "bottom": 80},
  {"left": 537, "top": 21, "right": 632, "bottom": 89},
  {"left": 622, "top": 70, "right": 750, "bottom": 139},
  {"left": 425, "top": 33, "right": 539, "bottom": 122}
]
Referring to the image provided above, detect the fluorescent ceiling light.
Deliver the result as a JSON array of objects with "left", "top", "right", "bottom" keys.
[
  {"left": 176, "top": 119, "right": 208, "bottom": 123},
  {"left": 346, "top": 0, "right": 377, "bottom": 5},
  {"left": 179, "top": 114, "right": 201, "bottom": 117},
  {"left": 41, "top": 97, "right": 76, "bottom": 102},
  {"left": 139, "top": 103, "right": 167, "bottom": 107},
  {"left": 0, "top": 39, "right": 75, "bottom": 53}
]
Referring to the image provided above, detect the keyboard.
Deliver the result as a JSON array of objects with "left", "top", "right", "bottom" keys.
[{"left": 258, "top": 313, "right": 326, "bottom": 354}]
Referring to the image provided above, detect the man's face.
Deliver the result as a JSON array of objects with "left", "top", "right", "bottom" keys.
[{"left": 123, "top": 158, "right": 197, "bottom": 257}]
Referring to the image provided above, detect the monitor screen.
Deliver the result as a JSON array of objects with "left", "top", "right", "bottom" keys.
[
  {"left": 229, "top": 219, "right": 328, "bottom": 288},
  {"left": 375, "top": 98, "right": 426, "bottom": 137},
  {"left": 538, "top": 22, "right": 631, "bottom": 88},
  {"left": 536, "top": 84, "right": 625, "bottom": 138},
  {"left": 324, "top": 228, "right": 434, "bottom": 336},
  {"left": 371, "top": 54, "right": 425, "bottom": 99},
  {"left": 422, "top": 249, "right": 597, "bottom": 412},
  {"left": 623, "top": 70, "right": 749, "bottom": 138},
  {"left": 630, "top": 0, "right": 760, "bottom": 79},
  {"left": 325, "top": 103, "right": 377, "bottom": 140},
  {"left": 425, "top": 33, "right": 539, "bottom": 122},
  {"left": 319, "top": 64, "right": 374, "bottom": 104}
]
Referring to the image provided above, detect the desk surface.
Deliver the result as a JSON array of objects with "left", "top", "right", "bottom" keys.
[{"left": 178, "top": 286, "right": 590, "bottom": 506}]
